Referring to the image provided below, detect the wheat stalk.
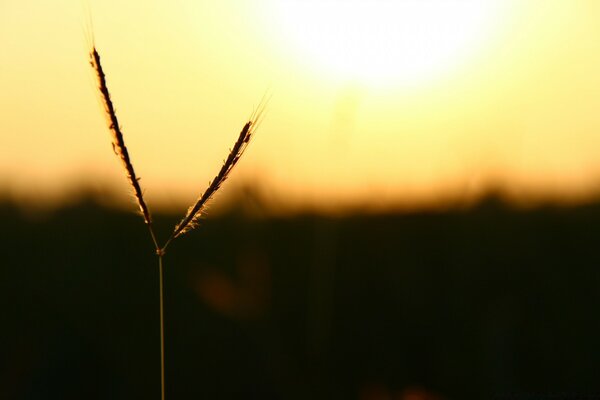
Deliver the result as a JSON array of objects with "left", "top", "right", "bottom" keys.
[{"left": 89, "top": 39, "right": 263, "bottom": 400}]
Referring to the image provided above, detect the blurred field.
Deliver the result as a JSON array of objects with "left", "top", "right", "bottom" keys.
[{"left": 1, "top": 193, "right": 599, "bottom": 399}]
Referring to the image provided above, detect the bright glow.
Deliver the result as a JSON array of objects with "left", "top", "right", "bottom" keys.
[
  {"left": 276, "top": 0, "right": 506, "bottom": 87},
  {"left": 5, "top": 1, "right": 600, "bottom": 211}
]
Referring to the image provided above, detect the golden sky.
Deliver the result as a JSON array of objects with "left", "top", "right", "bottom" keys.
[{"left": 2, "top": 0, "right": 600, "bottom": 212}]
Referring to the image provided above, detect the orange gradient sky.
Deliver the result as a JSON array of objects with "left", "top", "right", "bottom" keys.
[{"left": 2, "top": 0, "right": 600, "bottom": 212}]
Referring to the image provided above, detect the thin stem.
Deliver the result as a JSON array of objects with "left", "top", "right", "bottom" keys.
[
  {"left": 148, "top": 223, "right": 160, "bottom": 253},
  {"left": 161, "top": 237, "right": 174, "bottom": 255},
  {"left": 158, "top": 253, "right": 165, "bottom": 400}
]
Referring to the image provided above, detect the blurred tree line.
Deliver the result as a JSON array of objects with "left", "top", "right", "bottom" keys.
[{"left": 0, "top": 193, "right": 599, "bottom": 399}]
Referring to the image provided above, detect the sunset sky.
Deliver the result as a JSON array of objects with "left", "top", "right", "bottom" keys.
[{"left": 2, "top": 0, "right": 600, "bottom": 213}]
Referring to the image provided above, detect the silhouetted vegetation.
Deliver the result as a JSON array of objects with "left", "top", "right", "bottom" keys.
[{"left": 1, "top": 194, "right": 599, "bottom": 399}]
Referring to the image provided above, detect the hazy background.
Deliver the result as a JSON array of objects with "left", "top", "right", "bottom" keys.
[
  {"left": 2, "top": 1, "right": 600, "bottom": 399},
  {"left": 2, "top": 0, "right": 600, "bottom": 211}
]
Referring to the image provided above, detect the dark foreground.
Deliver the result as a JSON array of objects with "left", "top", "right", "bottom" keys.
[{"left": 1, "top": 195, "right": 599, "bottom": 400}]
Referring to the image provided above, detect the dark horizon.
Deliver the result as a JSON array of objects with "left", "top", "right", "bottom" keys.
[{"left": 2, "top": 194, "right": 600, "bottom": 399}]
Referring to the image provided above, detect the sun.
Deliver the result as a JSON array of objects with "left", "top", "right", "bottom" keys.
[{"left": 275, "top": 0, "right": 509, "bottom": 88}]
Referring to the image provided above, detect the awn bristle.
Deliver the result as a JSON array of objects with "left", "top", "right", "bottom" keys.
[
  {"left": 90, "top": 46, "right": 153, "bottom": 225},
  {"left": 171, "top": 106, "right": 264, "bottom": 240}
]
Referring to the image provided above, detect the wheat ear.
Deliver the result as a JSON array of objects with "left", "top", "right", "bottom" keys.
[
  {"left": 89, "top": 46, "right": 159, "bottom": 249},
  {"left": 165, "top": 104, "right": 266, "bottom": 245}
]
